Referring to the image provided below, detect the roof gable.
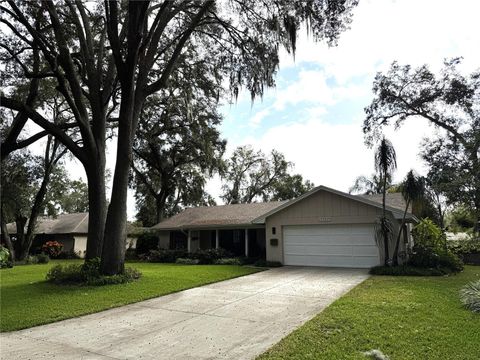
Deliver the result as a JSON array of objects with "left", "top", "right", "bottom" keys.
[{"left": 252, "top": 185, "right": 414, "bottom": 223}]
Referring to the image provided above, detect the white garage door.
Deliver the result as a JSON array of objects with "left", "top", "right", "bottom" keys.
[{"left": 283, "top": 224, "right": 380, "bottom": 268}]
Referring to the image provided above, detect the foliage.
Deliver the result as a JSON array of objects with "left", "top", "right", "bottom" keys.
[
  {"left": 214, "top": 258, "right": 242, "bottom": 265},
  {"left": 41, "top": 241, "right": 63, "bottom": 258},
  {"left": 446, "top": 207, "right": 477, "bottom": 232},
  {"left": 221, "top": 146, "right": 314, "bottom": 204},
  {"left": 349, "top": 173, "right": 392, "bottom": 195},
  {"left": 0, "top": 0, "right": 358, "bottom": 274},
  {"left": 392, "top": 170, "right": 425, "bottom": 265},
  {"left": 411, "top": 219, "right": 445, "bottom": 252},
  {"left": 175, "top": 258, "right": 200, "bottom": 265},
  {"left": 374, "top": 216, "right": 394, "bottom": 265},
  {"left": 258, "top": 266, "right": 480, "bottom": 360},
  {"left": 46, "top": 258, "right": 141, "bottom": 286},
  {"left": 135, "top": 233, "right": 159, "bottom": 255},
  {"left": 24, "top": 255, "right": 39, "bottom": 265},
  {"left": 253, "top": 260, "right": 283, "bottom": 267},
  {"left": 369, "top": 265, "right": 451, "bottom": 276},
  {"left": 459, "top": 280, "right": 480, "bottom": 313},
  {"left": 364, "top": 58, "right": 480, "bottom": 233},
  {"left": 374, "top": 137, "right": 397, "bottom": 265},
  {"left": 0, "top": 246, "right": 11, "bottom": 268},
  {"left": 132, "top": 81, "right": 225, "bottom": 225},
  {"left": 189, "top": 248, "right": 234, "bottom": 264},
  {"left": 447, "top": 238, "right": 480, "bottom": 255},
  {"left": 144, "top": 249, "right": 189, "bottom": 263},
  {"left": 408, "top": 246, "right": 463, "bottom": 273},
  {"left": 36, "top": 253, "right": 50, "bottom": 264},
  {"left": 269, "top": 174, "right": 315, "bottom": 201},
  {"left": 44, "top": 176, "right": 89, "bottom": 216},
  {"left": 55, "top": 250, "right": 82, "bottom": 260},
  {"left": 144, "top": 248, "right": 235, "bottom": 265}
]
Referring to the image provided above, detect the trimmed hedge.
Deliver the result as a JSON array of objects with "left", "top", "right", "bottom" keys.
[{"left": 370, "top": 265, "right": 454, "bottom": 276}]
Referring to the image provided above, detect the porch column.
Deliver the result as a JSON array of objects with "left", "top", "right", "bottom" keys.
[
  {"left": 245, "top": 229, "right": 249, "bottom": 257},
  {"left": 187, "top": 230, "right": 191, "bottom": 253},
  {"left": 215, "top": 229, "right": 219, "bottom": 249}
]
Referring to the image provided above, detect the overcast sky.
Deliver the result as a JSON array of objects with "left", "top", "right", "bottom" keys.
[{"left": 53, "top": 0, "right": 479, "bottom": 220}]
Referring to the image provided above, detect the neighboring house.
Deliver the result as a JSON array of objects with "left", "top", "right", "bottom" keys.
[
  {"left": 5, "top": 212, "right": 143, "bottom": 257},
  {"left": 151, "top": 185, "right": 417, "bottom": 268}
]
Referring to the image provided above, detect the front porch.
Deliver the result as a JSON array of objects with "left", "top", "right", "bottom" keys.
[{"left": 167, "top": 227, "right": 266, "bottom": 258}]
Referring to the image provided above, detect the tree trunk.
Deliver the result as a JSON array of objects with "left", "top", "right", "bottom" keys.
[
  {"left": 14, "top": 215, "right": 27, "bottom": 260},
  {"left": 85, "top": 156, "right": 107, "bottom": 259},
  {"left": 1, "top": 206, "right": 15, "bottom": 263},
  {"left": 382, "top": 173, "right": 390, "bottom": 266},
  {"left": 20, "top": 169, "right": 51, "bottom": 260},
  {"left": 155, "top": 190, "right": 168, "bottom": 224},
  {"left": 101, "top": 96, "right": 136, "bottom": 275},
  {"left": 392, "top": 199, "right": 410, "bottom": 266}
]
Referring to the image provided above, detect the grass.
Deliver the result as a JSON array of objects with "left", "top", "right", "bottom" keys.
[
  {"left": 258, "top": 266, "right": 480, "bottom": 360},
  {"left": 0, "top": 260, "right": 259, "bottom": 332}
]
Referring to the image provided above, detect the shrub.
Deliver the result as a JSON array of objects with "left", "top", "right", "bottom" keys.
[
  {"left": 253, "top": 259, "right": 282, "bottom": 267},
  {"left": 41, "top": 241, "right": 64, "bottom": 258},
  {"left": 437, "top": 252, "right": 464, "bottom": 272},
  {"left": 369, "top": 265, "right": 450, "bottom": 276},
  {"left": 55, "top": 250, "right": 82, "bottom": 259},
  {"left": 135, "top": 233, "right": 159, "bottom": 255},
  {"left": 214, "top": 258, "right": 242, "bottom": 265},
  {"left": 448, "top": 238, "right": 480, "bottom": 255},
  {"left": 125, "top": 248, "right": 138, "bottom": 261},
  {"left": 24, "top": 255, "right": 39, "bottom": 264},
  {"left": 460, "top": 280, "right": 480, "bottom": 313},
  {"left": 146, "top": 249, "right": 188, "bottom": 263},
  {"left": 412, "top": 219, "right": 445, "bottom": 252},
  {"left": 175, "top": 258, "right": 200, "bottom": 265},
  {"left": 0, "top": 246, "right": 10, "bottom": 268},
  {"left": 36, "top": 253, "right": 50, "bottom": 264},
  {"left": 408, "top": 245, "right": 463, "bottom": 273},
  {"left": 46, "top": 258, "right": 141, "bottom": 286},
  {"left": 190, "top": 248, "right": 233, "bottom": 264}
]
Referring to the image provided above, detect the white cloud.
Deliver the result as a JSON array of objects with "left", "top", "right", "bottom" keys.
[
  {"left": 226, "top": 114, "right": 432, "bottom": 194},
  {"left": 279, "top": 0, "right": 480, "bottom": 80}
]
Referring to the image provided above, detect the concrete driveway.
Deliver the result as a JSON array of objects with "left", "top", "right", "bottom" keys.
[{"left": 1, "top": 267, "right": 368, "bottom": 360}]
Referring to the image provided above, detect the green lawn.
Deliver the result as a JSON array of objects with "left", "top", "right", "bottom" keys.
[
  {"left": 0, "top": 260, "right": 259, "bottom": 332},
  {"left": 259, "top": 266, "right": 480, "bottom": 360}
]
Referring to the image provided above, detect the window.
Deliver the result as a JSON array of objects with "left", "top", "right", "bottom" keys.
[{"left": 272, "top": 227, "right": 276, "bottom": 235}]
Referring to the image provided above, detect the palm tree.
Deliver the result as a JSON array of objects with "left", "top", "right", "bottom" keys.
[
  {"left": 392, "top": 170, "right": 424, "bottom": 265},
  {"left": 349, "top": 173, "right": 392, "bottom": 195},
  {"left": 374, "top": 137, "right": 397, "bottom": 265}
]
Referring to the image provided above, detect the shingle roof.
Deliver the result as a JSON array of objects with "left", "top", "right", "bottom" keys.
[
  {"left": 5, "top": 213, "right": 144, "bottom": 235},
  {"left": 151, "top": 201, "right": 287, "bottom": 230},
  {"left": 357, "top": 193, "right": 409, "bottom": 212},
  {"left": 152, "top": 188, "right": 412, "bottom": 231}
]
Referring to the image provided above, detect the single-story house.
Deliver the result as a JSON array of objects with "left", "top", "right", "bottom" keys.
[
  {"left": 151, "top": 185, "right": 417, "bottom": 268},
  {"left": 5, "top": 212, "right": 143, "bottom": 257}
]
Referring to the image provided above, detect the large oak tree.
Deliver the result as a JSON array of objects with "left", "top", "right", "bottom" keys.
[
  {"left": 364, "top": 59, "right": 480, "bottom": 232},
  {"left": 1, "top": 0, "right": 358, "bottom": 274}
]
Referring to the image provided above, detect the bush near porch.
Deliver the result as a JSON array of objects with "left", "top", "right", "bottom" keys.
[{"left": 372, "top": 219, "right": 464, "bottom": 276}]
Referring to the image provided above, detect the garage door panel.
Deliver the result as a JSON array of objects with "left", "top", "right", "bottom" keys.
[
  {"left": 284, "top": 244, "right": 353, "bottom": 256},
  {"left": 352, "top": 245, "right": 379, "bottom": 256},
  {"left": 288, "top": 234, "right": 358, "bottom": 246},
  {"left": 285, "top": 254, "right": 361, "bottom": 268},
  {"left": 283, "top": 224, "right": 380, "bottom": 268}
]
